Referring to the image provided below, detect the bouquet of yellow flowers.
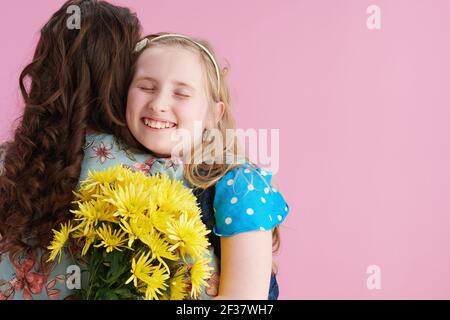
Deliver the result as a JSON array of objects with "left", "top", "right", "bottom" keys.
[{"left": 47, "top": 165, "right": 213, "bottom": 300}]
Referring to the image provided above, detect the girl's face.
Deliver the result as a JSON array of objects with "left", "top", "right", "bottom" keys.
[{"left": 126, "top": 46, "right": 215, "bottom": 158}]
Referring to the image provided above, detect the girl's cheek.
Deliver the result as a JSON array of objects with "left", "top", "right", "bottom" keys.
[
  {"left": 128, "top": 89, "right": 142, "bottom": 105},
  {"left": 126, "top": 96, "right": 142, "bottom": 121},
  {"left": 129, "top": 95, "right": 150, "bottom": 117},
  {"left": 125, "top": 106, "right": 133, "bottom": 128},
  {"left": 175, "top": 101, "right": 201, "bottom": 118},
  {"left": 125, "top": 98, "right": 136, "bottom": 119},
  {"left": 126, "top": 95, "right": 136, "bottom": 114}
]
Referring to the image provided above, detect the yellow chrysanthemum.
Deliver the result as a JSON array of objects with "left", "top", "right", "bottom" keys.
[
  {"left": 126, "top": 251, "right": 154, "bottom": 287},
  {"left": 73, "top": 188, "right": 95, "bottom": 203},
  {"left": 142, "top": 265, "right": 170, "bottom": 300},
  {"left": 167, "top": 265, "right": 189, "bottom": 300},
  {"left": 183, "top": 206, "right": 204, "bottom": 222},
  {"left": 47, "top": 222, "right": 73, "bottom": 262},
  {"left": 104, "top": 183, "right": 155, "bottom": 218},
  {"left": 71, "top": 200, "right": 117, "bottom": 236},
  {"left": 48, "top": 164, "right": 213, "bottom": 300},
  {"left": 118, "top": 167, "right": 148, "bottom": 187},
  {"left": 148, "top": 175, "right": 199, "bottom": 217},
  {"left": 72, "top": 227, "right": 96, "bottom": 256},
  {"left": 79, "top": 165, "right": 125, "bottom": 196},
  {"left": 166, "top": 212, "right": 211, "bottom": 258},
  {"left": 148, "top": 209, "right": 176, "bottom": 234},
  {"left": 119, "top": 213, "right": 154, "bottom": 247},
  {"left": 91, "top": 165, "right": 125, "bottom": 183},
  {"left": 126, "top": 251, "right": 169, "bottom": 300},
  {"left": 140, "top": 230, "right": 178, "bottom": 272},
  {"left": 189, "top": 257, "right": 214, "bottom": 299},
  {"left": 94, "top": 224, "right": 127, "bottom": 253}
]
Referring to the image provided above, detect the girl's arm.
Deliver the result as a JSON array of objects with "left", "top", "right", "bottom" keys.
[
  {"left": 213, "top": 230, "right": 273, "bottom": 300},
  {"left": 211, "top": 164, "right": 290, "bottom": 300}
]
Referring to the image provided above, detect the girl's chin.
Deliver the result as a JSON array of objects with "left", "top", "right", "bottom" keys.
[{"left": 140, "top": 140, "right": 176, "bottom": 158}]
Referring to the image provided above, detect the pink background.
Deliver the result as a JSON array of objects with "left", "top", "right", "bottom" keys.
[{"left": 1, "top": 0, "right": 450, "bottom": 299}]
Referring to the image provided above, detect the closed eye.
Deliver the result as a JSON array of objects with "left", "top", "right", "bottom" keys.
[
  {"left": 139, "top": 86, "right": 156, "bottom": 92},
  {"left": 175, "top": 92, "right": 191, "bottom": 98}
]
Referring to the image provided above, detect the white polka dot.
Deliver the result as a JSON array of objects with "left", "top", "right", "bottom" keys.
[
  {"left": 277, "top": 215, "right": 282, "bottom": 221},
  {"left": 261, "top": 197, "right": 266, "bottom": 204},
  {"left": 259, "top": 226, "right": 265, "bottom": 231},
  {"left": 285, "top": 206, "right": 288, "bottom": 212},
  {"left": 269, "top": 215, "right": 273, "bottom": 221},
  {"left": 227, "top": 179, "right": 234, "bottom": 186},
  {"left": 248, "top": 184, "right": 254, "bottom": 191},
  {"left": 261, "top": 170, "right": 267, "bottom": 176},
  {"left": 272, "top": 187, "right": 278, "bottom": 193},
  {"left": 225, "top": 217, "right": 232, "bottom": 225},
  {"left": 246, "top": 208, "right": 254, "bottom": 215},
  {"left": 244, "top": 168, "right": 251, "bottom": 173},
  {"left": 230, "top": 197, "right": 238, "bottom": 204},
  {"left": 264, "top": 187, "right": 269, "bottom": 194}
]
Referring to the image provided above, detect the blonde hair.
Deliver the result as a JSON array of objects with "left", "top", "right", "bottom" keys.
[{"left": 132, "top": 32, "right": 281, "bottom": 257}]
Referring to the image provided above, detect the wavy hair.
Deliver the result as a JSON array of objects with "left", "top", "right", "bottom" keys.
[{"left": 0, "top": 0, "right": 142, "bottom": 256}]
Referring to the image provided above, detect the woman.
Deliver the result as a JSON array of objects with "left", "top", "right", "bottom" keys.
[{"left": 0, "top": 0, "right": 143, "bottom": 300}]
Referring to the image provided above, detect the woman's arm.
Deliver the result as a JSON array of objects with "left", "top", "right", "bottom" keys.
[{"left": 213, "top": 230, "right": 273, "bottom": 300}]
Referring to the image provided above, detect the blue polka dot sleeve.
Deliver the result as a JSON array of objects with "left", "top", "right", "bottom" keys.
[{"left": 213, "top": 164, "right": 290, "bottom": 237}]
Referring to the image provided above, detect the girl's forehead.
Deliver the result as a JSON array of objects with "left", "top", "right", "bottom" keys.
[{"left": 136, "top": 46, "right": 203, "bottom": 78}]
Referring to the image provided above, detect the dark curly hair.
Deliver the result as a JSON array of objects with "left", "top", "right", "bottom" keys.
[{"left": 0, "top": 0, "right": 144, "bottom": 256}]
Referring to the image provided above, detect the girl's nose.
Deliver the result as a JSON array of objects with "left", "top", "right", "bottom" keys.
[{"left": 148, "top": 92, "right": 171, "bottom": 113}]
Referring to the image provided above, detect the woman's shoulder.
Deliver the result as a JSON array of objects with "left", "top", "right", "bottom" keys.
[
  {"left": 85, "top": 131, "right": 115, "bottom": 145},
  {"left": 83, "top": 133, "right": 146, "bottom": 165},
  {"left": 80, "top": 133, "right": 163, "bottom": 184},
  {"left": 84, "top": 132, "right": 148, "bottom": 160}
]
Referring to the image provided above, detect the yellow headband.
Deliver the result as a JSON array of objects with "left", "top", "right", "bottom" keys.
[{"left": 134, "top": 33, "right": 221, "bottom": 97}]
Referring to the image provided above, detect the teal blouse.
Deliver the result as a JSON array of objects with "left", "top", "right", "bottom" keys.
[{"left": 213, "top": 164, "right": 289, "bottom": 236}]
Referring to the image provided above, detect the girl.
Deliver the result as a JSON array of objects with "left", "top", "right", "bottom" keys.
[
  {"left": 81, "top": 32, "right": 290, "bottom": 299},
  {"left": 0, "top": 0, "right": 142, "bottom": 300}
]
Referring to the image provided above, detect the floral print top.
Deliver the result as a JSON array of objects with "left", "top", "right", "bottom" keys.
[
  {"left": 0, "top": 134, "right": 219, "bottom": 300},
  {"left": 0, "top": 249, "right": 78, "bottom": 300}
]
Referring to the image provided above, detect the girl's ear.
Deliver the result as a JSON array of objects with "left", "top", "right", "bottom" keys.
[{"left": 205, "top": 101, "right": 225, "bottom": 129}]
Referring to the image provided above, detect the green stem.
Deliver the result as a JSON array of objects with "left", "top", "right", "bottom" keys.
[{"left": 86, "top": 250, "right": 102, "bottom": 300}]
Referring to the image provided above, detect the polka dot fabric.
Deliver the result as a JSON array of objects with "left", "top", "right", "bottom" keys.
[{"left": 213, "top": 164, "right": 290, "bottom": 237}]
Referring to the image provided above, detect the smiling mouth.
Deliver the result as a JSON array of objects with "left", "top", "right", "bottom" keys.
[{"left": 142, "top": 117, "right": 177, "bottom": 130}]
